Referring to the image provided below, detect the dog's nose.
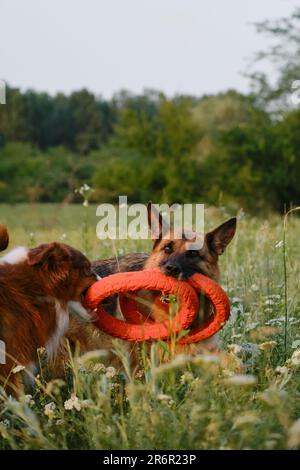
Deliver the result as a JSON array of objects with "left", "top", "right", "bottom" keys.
[{"left": 164, "top": 262, "right": 181, "bottom": 277}]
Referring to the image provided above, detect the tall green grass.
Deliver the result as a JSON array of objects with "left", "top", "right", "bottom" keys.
[{"left": 1, "top": 203, "right": 300, "bottom": 449}]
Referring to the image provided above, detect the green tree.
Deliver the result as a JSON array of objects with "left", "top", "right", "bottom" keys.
[{"left": 248, "top": 7, "right": 300, "bottom": 110}]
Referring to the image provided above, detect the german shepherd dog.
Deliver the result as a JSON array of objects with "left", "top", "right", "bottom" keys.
[
  {"left": 53, "top": 204, "right": 236, "bottom": 373},
  {"left": 139, "top": 204, "right": 236, "bottom": 354}
]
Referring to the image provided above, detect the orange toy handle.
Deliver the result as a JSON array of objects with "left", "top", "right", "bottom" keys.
[
  {"left": 85, "top": 270, "right": 199, "bottom": 342},
  {"left": 118, "top": 272, "right": 230, "bottom": 343},
  {"left": 178, "top": 273, "right": 230, "bottom": 343}
]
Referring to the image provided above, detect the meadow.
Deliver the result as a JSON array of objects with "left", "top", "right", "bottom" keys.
[{"left": 1, "top": 203, "right": 300, "bottom": 450}]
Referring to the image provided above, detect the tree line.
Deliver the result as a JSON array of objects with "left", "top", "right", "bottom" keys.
[{"left": 1, "top": 8, "right": 300, "bottom": 212}]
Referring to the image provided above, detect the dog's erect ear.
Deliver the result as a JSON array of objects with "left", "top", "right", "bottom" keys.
[
  {"left": 147, "top": 201, "right": 162, "bottom": 239},
  {"left": 147, "top": 201, "right": 170, "bottom": 245},
  {"left": 28, "top": 242, "right": 70, "bottom": 270},
  {"left": 206, "top": 218, "right": 237, "bottom": 255},
  {"left": 0, "top": 225, "right": 9, "bottom": 252}
]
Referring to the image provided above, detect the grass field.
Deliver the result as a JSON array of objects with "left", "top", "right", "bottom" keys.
[{"left": 1, "top": 203, "right": 300, "bottom": 450}]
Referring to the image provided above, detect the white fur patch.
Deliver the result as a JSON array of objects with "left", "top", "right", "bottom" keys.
[
  {"left": 0, "top": 246, "right": 28, "bottom": 265},
  {"left": 68, "top": 300, "right": 92, "bottom": 322},
  {"left": 46, "top": 300, "right": 69, "bottom": 359}
]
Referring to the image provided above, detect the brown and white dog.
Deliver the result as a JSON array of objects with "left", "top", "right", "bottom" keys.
[
  {"left": 0, "top": 225, "right": 96, "bottom": 395},
  {"left": 54, "top": 205, "right": 236, "bottom": 371}
]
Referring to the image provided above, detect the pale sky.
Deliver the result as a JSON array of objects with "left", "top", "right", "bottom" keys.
[{"left": 0, "top": 0, "right": 298, "bottom": 98}]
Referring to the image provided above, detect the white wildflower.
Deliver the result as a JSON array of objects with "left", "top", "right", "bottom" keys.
[
  {"left": 266, "top": 316, "right": 285, "bottom": 325},
  {"left": 64, "top": 394, "right": 82, "bottom": 411},
  {"left": 264, "top": 307, "right": 273, "bottom": 314},
  {"left": 74, "top": 184, "right": 95, "bottom": 206},
  {"left": 0, "top": 419, "right": 10, "bottom": 428},
  {"left": 275, "top": 240, "right": 283, "bottom": 248},
  {"left": 275, "top": 366, "right": 289, "bottom": 375},
  {"left": 105, "top": 366, "right": 116, "bottom": 379},
  {"left": 82, "top": 183, "right": 91, "bottom": 192},
  {"left": 135, "top": 369, "right": 144, "bottom": 379},
  {"left": 110, "top": 383, "right": 119, "bottom": 390},
  {"left": 250, "top": 284, "right": 259, "bottom": 292},
  {"left": 180, "top": 372, "right": 194, "bottom": 384},
  {"left": 75, "top": 183, "right": 91, "bottom": 195},
  {"left": 224, "top": 375, "right": 257, "bottom": 386},
  {"left": 265, "top": 316, "right": 288, "bottom": 326},
  {"left": 44, "top": 402, "right": 56, "bottom": 419},
  {"left": 24, "top": 394, "right": 34, "bottom": 406}
]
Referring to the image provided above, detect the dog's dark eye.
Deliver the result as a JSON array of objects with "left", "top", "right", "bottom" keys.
[
  {"left": 163, "top": 244, "right": 173, "bottom": 254},
  {"left": 186, "top": 250, "right": 199, "bottom": 258}
]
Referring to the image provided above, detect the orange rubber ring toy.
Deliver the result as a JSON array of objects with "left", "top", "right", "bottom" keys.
[
  {"left": 119, "top": 272, "right": 230, "bottom": 343},
  {"left": 85, "top": 270, "right": 199, "bottom": 342},
  {"left": 85, "top": 269, "right": 230, "bottom": 343}
]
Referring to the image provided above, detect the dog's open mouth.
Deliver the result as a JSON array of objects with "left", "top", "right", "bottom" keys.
[
  {"left": 171, "top": 271, "right": 194, "bottom": 281},
  {"left": 68, "top": 287, "right": 96, "bottom": 321}
]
